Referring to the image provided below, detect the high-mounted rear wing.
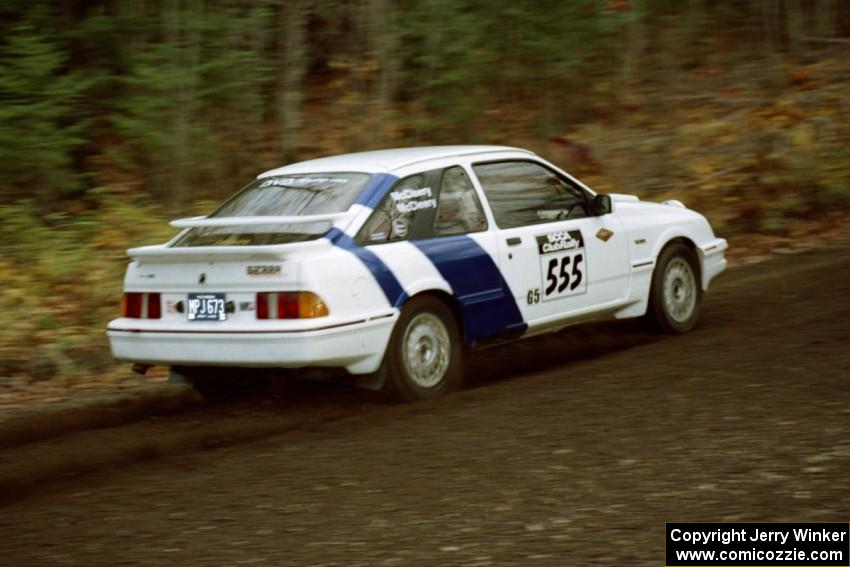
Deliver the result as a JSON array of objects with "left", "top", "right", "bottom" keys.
[
  {"left": 126, "top": 238, "right": 334, "bottom": 262},
  {"left": 124, "top": 212, "right": 356, "bottom": 262},
  {"left": 169, "top": 212, "right": 351, "bottom": 228}
]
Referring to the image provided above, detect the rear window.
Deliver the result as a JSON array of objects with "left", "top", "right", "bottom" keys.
[{"left": 172, "top": 173, "right": 371, "bottom": 247}]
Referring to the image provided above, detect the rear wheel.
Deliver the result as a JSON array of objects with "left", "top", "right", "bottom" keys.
[
  {"left": 382, "top": 296, "right": 463, "bottom": 402},
  {"left": 645, "top": 243, "right": 702, "bottom": 334},
  {"left": 174, "top": 366, "right": 269, "bottom": 402}
]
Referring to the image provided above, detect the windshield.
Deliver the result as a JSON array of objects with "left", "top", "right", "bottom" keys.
[{"left": 172, "top": 173, "right": 371, "bottom": 247}]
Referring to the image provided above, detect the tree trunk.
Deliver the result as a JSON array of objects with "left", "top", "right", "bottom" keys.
[
  {"left": 369, "top": 0, "right": 399, "bottom": 145},
  {"left": 246, "top": 4, "right": 270, "bottom": 171},
  {"left": 278, "top": 0, "right": 308, "bottom": 163},
  {"left": 165, "top": 0, "right": 201, "bottom": 209},
  {"left": 785, "top": 0, "right": 808, "bottom": 58},
  {"left": 814, "top": 0, "right": 838, "bottom": 37},
  {"left": 620, "top": 0, "right": 647, "bottom": 98},
  {"left": 762, "top": 0, "right": 785, "bottom": 87}
]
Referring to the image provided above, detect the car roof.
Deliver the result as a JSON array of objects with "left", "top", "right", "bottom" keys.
[{"left": 259, "top": 145, "right": 537, "bottom": 177}]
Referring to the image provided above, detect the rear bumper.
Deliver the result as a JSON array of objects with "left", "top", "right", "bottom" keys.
[{"left": 107, "top": 316, "right": 397, "bottom": 375}]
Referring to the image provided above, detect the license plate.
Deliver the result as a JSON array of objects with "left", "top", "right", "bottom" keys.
[{"left": 187, "top": 293, "right": 226, "bottom": 321}]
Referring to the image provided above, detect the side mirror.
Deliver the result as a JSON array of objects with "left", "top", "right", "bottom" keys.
[{"left": 590, "top": 194, "right": 612, "bottom": 216}]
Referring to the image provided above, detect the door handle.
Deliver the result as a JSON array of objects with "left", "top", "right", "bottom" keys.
[{"left": 506, "top": 237, "right": 522, "bottom": 246}]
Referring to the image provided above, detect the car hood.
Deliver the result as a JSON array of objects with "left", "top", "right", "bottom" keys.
[
  {"left": 610, "top": 194, "right": 698, "bottom": 217},
  {"left": 609, "top": 193, "right": 717, "bottom": 244}
]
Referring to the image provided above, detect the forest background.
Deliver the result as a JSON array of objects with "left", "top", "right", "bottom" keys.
[{"left": 1, "top": 0, "right": 848, "bottom": 385}]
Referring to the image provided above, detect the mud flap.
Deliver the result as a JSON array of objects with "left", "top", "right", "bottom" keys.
[{"left": 353, "top": 365, "right": 386, "bottom": 391}]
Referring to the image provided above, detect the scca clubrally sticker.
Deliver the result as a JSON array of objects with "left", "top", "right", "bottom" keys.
[{"left": 536, "top": 229, "right": 587, "bottom": 300}]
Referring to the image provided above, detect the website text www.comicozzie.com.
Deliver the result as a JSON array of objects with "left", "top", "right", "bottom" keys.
[
  {"left": 666, "top": 523, "right": 850, "bottom": 566},
  {"left": 673, "top": 547, "right": 843, "bottom": 563}
]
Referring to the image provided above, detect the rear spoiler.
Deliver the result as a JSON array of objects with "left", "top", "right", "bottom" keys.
[
  {"left": 127, "top": 213, "right": 353, "bottom": 262},
  {"left": 125, "top": 212, "right": 358, "bottom": 262},
  {"left": 169, "top": 212, "right": 351, "bottom": 228},
  {"left": 127, "top": 239, "right": 333, "bottom": 262}
]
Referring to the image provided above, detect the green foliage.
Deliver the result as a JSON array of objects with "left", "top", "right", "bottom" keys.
[
  {"left": 0, "top": 194, "right": 174, "bottom": 379},
  {"left": 394, "top": 0, "right": 623, "bottom": 135},
  {"left": 394, "top": 0, "right": 493, "bottom": 131},
  {"left": 110, "top": 3, "right": 274, "bottom": 204},
  {"left": 0, "top": 7, "right": 90, "bottom": 205}
]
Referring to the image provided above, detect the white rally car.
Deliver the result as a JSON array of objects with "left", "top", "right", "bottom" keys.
[{"left": 108, "top": 146, "right": 727, "bottom": 401}]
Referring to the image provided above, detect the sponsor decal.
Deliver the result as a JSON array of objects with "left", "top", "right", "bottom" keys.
[
  {"left": 390, "top": 187, "right": 432, "bottom": 202},
  {"left": 535, "top": 230, "right": 587, "bottom": 301},
  {"left": 596, "top": 227, "right": 614, "bottom": 242},
  {"left": 390, "top": 186, "right": 436, "bottom": 213},
  {"left": 396, "top": 199, "right": 437, "bottom": 213},
  {"left": 259, "top": 176, "right": 347, "bottom": 188},
  {"left": 536, "top": 229, "right": 584, "bottom": 255}
]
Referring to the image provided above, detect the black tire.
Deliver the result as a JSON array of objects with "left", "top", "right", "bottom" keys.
[
  {"left": 175, "top": 366, "right": 269, "bottom": 402},
  {"left": 381, "top": 296, "right": 463, "bottom": 402},
  {"left": 645, "top": 242, "right": 702, "bottom": 334}
]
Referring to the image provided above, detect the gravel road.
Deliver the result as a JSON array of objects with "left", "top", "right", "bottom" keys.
[{"left": 2, "top": 246, "right": 849, "bottom": 566}]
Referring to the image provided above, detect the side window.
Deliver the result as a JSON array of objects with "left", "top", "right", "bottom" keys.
[
  {"left": 357, "top": 173, "right": 437, "bottom": 244},
  {"left": 472, "top": 161, "right": 588, "bottom": 229},
  {"left": 433, "top": 166, "right": 487, "bottom": 236}
]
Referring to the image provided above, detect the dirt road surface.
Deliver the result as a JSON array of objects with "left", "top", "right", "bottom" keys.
[{"left": 2, "top": 246, "right": 850, "bottom": 566}]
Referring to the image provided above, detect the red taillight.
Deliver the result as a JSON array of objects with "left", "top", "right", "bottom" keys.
[
  {"left": 147, "top": 293, "right": 161, "bottom": 319},
  {"left": 257, "top": 292, "right": 270, "bottom": 319},
  {"left": 278, "top": 292, "right": 299, "bottom": 319},
  {"left": 121, "top": 292, "right": 161, "bottom": 319},
  {"left": 256, "top": 292, "right": 328, "bottom": 319},
  {"left": 122, "top": 292, "right": 143, "bottom": 318}
]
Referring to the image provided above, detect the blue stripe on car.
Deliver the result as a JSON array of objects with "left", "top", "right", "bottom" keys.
[
  {"left": 412, "top": 235, "right": 527, "bottom": 345},
  {"left": 354, "top": 173, "right": 397, "bottom": 209},
  {"left": 326, "top": 228, "right": 408, "bottom": 307},
  {"left": 325, "top": 173, "right": 407, "bottom": 307}
]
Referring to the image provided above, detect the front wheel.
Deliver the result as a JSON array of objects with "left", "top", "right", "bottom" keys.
[
  {"left": 382, "top": 296, "right": 463, "bottom": 402},
  {"left": 645, "top": 243, "right": 702, "bottom": 334}
]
